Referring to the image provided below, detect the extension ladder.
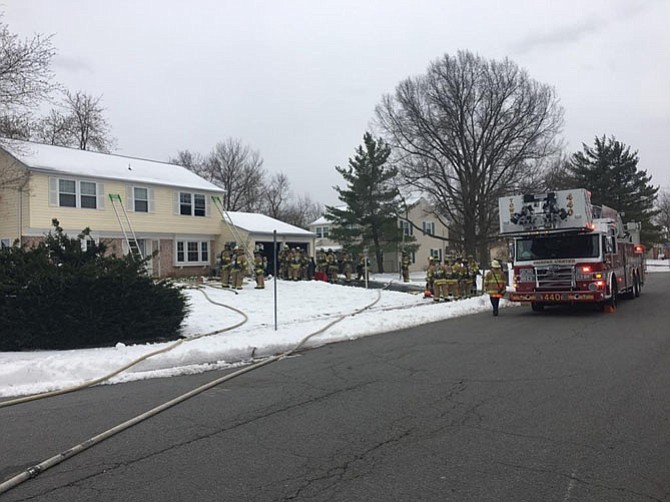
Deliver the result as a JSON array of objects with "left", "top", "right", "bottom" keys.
[
  {"left": 108, "top": 194, "right": 144, "bottom": 259},
  {"left": 211, "top": 195, "right": 255, "bottom": 266}
]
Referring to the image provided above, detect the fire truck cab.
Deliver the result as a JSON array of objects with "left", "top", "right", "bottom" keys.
[{"left": 499, "top": 189, "right": 645, "bottom": 312}]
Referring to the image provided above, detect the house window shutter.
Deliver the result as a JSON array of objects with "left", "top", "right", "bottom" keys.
[
  {"left": 97, "top": 182, "right": 105, "bottom": 209},
  {"left": 205, "top": 195, "right": 210, "bottom": 217},
  {"left": 173, "top": 191, "right": 179, "bottom": 214},
  {"left": 148, "top": 188, "right": 155, "bottom": 213},
  {"left": 49, "top": 177, "right": 58, "bottom": 206},
  {"left": 126, "top": 185, "right": 134, "bottom": 212}
]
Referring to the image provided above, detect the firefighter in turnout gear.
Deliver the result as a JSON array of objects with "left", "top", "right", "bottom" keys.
[
  {"left": 342, "top": 251, "right": 353, "bottom": 282},
  {"left": 432, "top": 258, "right": 447, "bottom": 302},
  {"left": 219, "top": 246, "right": 233, "bottom": 288},
  {"left": 485, "top": 260, "right": 506, "bottom": 316},
  {"left": 231, "top": 249, "right": 248, "bottom": 290},
  {"left": 468, "top": 255, "right": 480, "bottom": 296},
  {"left": 424, "top": 257, "right": 436, "bottom": 298},
  {"left": 253, "top": 252, "right": 265, "bottom": 289},
  {"left": 401, "top": 251, "right": 410, "bottom": 282},
  {"left": 444, "top": 258, "right": 459, "bottom": 300}
]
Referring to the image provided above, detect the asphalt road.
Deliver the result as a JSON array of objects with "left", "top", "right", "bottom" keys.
[{"left": 2, "top": 273, "right": 670, "bottom": 501}]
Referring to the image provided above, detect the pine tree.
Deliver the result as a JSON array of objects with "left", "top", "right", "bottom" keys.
[
  {"left": 565, "top": 135, "right": 660, "bottom": 245},
  {"left": 324, "top": 133, "right": 407, "bottom": 272}
]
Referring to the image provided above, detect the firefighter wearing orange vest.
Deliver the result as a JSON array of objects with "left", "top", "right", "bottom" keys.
[{"left": 484, "top": 260, "right": 506, "bottom": 316}]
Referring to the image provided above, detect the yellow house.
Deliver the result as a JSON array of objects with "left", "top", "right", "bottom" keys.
[{"left": 0, "top": 140, "right": 314, "bottom": 277}]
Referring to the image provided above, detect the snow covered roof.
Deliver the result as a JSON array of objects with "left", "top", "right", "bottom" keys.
[
  {"left": 227, "top": 211, "right": 315, "bottom": 237},
  {"left": 1, "top": 139, "right": 222, "bottom": 192}
]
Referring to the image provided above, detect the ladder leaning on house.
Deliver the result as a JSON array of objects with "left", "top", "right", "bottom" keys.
[
  {"left": 211, "top": 195, "right": 255, "bottom": 266},
  {"left": 108, "top": 194, "right": 144, "bottom": 259}
]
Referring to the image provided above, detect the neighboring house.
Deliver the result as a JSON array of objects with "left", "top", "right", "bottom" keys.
[
  {"left": 307, "top": 197, "right": 450, "bottom": 273},
  {"left": 0, "top": 140, "right": 314, "bottom": 277}
]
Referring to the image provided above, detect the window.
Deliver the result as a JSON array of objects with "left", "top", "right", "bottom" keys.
[
  {"left": 59, "top": 179, "right": 76, "bottom": 207},
  {"left": 430, "top": 248, "right": 443, "bottom": 262},
  {"left": 1, "top": 238, "right": 11, "bottom": 248},
  {"left": 53, "top": 178, "right": 102, "bottom": 209},
  {"left": 178, "top": 192, "right": 207, "bottom": 217},
  {"left": 176, "top": 240, "right": 209, "bottom": 264},
  {"left": 134, "top": 187, "right": 149, "bottom": 212},
  {"left": 422, "top": 221, "right": 435, "bottom": 236},
  {"left": 316, "top": 226, "right": 330, "bottom": 238},
  {"left": 399, "top": 220, "right": 413, "bottom": 236}
]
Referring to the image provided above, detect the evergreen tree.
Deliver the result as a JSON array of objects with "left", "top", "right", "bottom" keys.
[
  {"left": 564, "top": 135, "right": 660, "bottom": 245},
  {"left": 325, "top": 133, "right": 408, "bottom": 272}
]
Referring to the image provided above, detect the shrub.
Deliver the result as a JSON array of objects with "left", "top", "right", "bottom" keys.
[{"left": 0, "top": 220, "right": 188, "bottom": 351}]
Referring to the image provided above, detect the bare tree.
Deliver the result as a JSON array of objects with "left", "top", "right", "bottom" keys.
[
  {"left": 0, "top": 18, "right": 57, "bottom": 126},
  {"left": 169, "top": 149, "right": 206, "bottom": 173},
  {"left": 33, "top": 109, "right": 74, "bottom": 145},
  {"left": 0, "top": 16, "right": 57, "bottom": 192},
  {"left": 375, "top": 50, "right": 564, "bottom": 262},
  {"left": 202, "top": 138, "right": 266, "bottom": 212},
  {"left": 63, "top": 90, "right": 115, "bottom": 152},
  {"left": 262, "top": 172, "right": 290, "bottom": 219},
  {"left": 281, "top": 193, "right": 323, "bottom": 229}
]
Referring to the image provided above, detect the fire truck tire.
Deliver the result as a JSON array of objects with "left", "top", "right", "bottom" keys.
[
  {"left": 634, "top": 273, "right": 641, "bottom": 298},
  {"left": 608, "top": 277, "right": 618, "bottom": 307},
  {"left": 531, "top": 302, "right": 545, "bottom": 312}
]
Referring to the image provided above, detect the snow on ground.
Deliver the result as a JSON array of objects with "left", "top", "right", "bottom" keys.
[{"left": 1, "top": 261, "right": 668, "bottom": 398}]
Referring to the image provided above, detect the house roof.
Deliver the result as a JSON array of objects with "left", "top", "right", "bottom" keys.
[
  {"left": 227, "top": 211, "right": 315, "bottom": 237},
  {"left": 1, "top": 139, "right": 222, "bottom": 192}
]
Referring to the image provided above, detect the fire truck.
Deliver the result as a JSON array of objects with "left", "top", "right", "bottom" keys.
[{"left": 498, "top": 189, "right": 645, "bottom": 312}]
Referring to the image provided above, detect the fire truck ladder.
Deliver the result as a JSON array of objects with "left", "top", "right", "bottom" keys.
[
  {"left": 108, "top": 194, "right": 144, "bottom": 259},
  {"left": 211, "top": 195, "right": 255, "bottom": 266}
]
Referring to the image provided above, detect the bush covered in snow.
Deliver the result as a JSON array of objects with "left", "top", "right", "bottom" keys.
[{"left": 0, "top": 220, "right": 188, "bottom": 351}]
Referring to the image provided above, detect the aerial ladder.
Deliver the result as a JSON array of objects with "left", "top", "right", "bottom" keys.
[
  {"left": 108, "top": 194, "right": 144, "bottom": 260},
  {"left": 211, "top": 195, "right": 255, "bottom": 266}
]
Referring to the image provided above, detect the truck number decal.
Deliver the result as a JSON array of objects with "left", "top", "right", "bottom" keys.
[{"left": 541, "top": 293, "right": 563, "bottom": 301}]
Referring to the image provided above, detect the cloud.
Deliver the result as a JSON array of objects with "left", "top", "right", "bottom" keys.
[
  {"left": 53, "top": 55, "right": 93, "bottom": 73},
  {"left": 510, "top": 17, "right": 603, "bottom": 55}
]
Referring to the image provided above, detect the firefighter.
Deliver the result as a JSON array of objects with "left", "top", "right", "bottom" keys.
[
  {"left": 231, "top": 249, "right": 248, "bottom": 290},
  {"left": 484, "top": 260, "right": 507, "bottom": 316},
  {"left": 457, "top": 257, "right": 469, "bottom": 298},
  {"left": 219, "top": 246, "right": 232, "bottom": 288},
  {"left": 316, "top": 250, "right": 328, "bottom": 281},
  {"left": 289, "top": 248, "right": 301, "bottom": 281},
  {"left": 327, "top": 250, "right": 339, "bottom": 283},
  {"left": 356, "top": 253, "right": 369, "bottom": 281},
  {"left": 253, "top": 252, "right": 265, "bottom": 289},
  {"left": 342, "top": 251, "right": 353, "bottom": 282},
  {"left": 432, "top": 258, "right": 447, "bottom": 302},
  {"left": 401, "top": 251, "right": 410, "bottom": 283},
  {"left": 444, "top": 258, "right": 459, "bottom": 300},
  {"left": 468, "top": 255, "right": 480, "bottom": 296},
  {"left": 424, "top": 256, "right": 436, "bottom": 298}
]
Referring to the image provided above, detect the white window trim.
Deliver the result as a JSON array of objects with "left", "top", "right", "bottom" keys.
[
  {"left": 49, "top": 176, "right": 105, "bottom": 210},
  {"left": 174, "top": 191, "right": 209, "bottom": 217},
  {"left": 127, "top": 185, "right": 155, "bottom": 213},
  {"left": 175, "top": 239, "right": 210, "bottom": 265},
  {"left": 423, "top": 221, "right": 435, "bottom": 236}
]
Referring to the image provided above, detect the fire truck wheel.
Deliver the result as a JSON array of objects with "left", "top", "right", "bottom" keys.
[
  {"left": 531, "top": 302, "right": 545, "bottom": 312},
  {"left": 608, "top": 278, "right": 618, "bottom": 307},
  {"left": 634, "top": 274, "right": 641, "bottom": 298}
]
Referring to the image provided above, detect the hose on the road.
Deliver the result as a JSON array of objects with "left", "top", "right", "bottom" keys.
[{"left": 0, "top": 285, "right": 386, "bottom": 495}]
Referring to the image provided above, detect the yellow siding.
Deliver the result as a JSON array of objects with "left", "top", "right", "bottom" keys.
[
  {"left": 28, "top": 174, "right": 223, "bottom": 236},
  {"left": 0, "top": 187, "right": 19, "bottom": 241}
]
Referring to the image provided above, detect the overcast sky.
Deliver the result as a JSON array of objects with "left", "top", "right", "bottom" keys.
[{"left": 5, "top": 0, "right": 669, "bottom": 205}]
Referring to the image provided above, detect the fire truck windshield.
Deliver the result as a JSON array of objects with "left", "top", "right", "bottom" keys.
[{"left": 515, "top": 234, "right": 600, "bottom": 261}]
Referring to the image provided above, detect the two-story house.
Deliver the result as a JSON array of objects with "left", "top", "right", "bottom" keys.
[{"left": 0, "top": 140, "right": 315, "bottom": 277}]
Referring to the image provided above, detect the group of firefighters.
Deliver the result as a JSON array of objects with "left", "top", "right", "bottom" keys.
[
  {"left": 423, "top": 254, "right": 507, "bottom": 315},
  {"left": 218, "top": 244, "right": 507, "bottom": 315}
]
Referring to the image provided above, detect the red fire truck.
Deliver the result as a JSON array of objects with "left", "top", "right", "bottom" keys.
[{"left": 499, "top": 189, "right": 645, "bottom": 312}]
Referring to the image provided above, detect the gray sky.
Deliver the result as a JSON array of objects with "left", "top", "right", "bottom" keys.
[{"left": 5, "top": 0, "right": 670, "bottom": 205}]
